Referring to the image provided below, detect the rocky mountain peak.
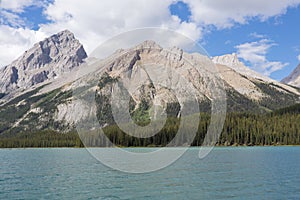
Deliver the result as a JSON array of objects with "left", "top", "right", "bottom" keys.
[
  {"left": 212, "top": 53, "right": 242, "bottom": 68},
  {"left": 212, "top": 53, "right": 272, "bottom": 82},
  {"left": 282, "top": 64, "right": 300, "bottom": 87},
  {"left": 0, "top": 30, "right": 87, "bottom": 94},
  {"left": 135, "top": 40, "right": 162, "bottom": 50}
]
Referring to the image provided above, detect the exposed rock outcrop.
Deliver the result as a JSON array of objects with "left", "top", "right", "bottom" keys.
[{"left": 0, "top": 30, "right": 87, "bottom": 93}]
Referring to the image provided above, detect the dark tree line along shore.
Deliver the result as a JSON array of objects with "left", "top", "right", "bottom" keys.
[{"left": 1, "top": 105, "right": 300, "bottom": 148}]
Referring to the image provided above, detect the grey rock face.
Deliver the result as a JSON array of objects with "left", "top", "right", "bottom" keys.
[{"left": 0, "top": 30, "right": 87, "bottom": 93}]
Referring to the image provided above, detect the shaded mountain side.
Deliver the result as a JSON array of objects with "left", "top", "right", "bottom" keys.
[{"left": 253, "top": 82, "right": 300, "bottom": 110}]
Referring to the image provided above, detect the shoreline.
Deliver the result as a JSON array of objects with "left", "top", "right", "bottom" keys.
[{"left": 1, "top": 145, "right": 300, "bottom": 149}]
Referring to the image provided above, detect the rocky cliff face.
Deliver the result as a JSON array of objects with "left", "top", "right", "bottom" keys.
[
  {"left": 0, "top": 30, "right": 87, "bottom": 94},
  {"left": 282, "top": 64, "right": 300, "bottom": 87}
]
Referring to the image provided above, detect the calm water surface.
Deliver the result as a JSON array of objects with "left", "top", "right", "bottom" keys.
[{"left": 0, "top": 147, "right": 300, "bottom": 200}]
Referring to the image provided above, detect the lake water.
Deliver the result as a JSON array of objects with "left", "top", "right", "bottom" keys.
[{"left": 0, "top": 147, "right": 300, "bottom": 199}]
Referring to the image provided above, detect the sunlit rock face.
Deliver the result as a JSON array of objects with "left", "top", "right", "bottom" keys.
[{"left": 0, "top": 30, "right": 87, "bottom": 93}]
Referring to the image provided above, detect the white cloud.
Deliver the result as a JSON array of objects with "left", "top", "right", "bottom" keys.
[
  {"left": 0, "top": 10, "right": 27, "bottom": 27},
  {"left": 0, "top": 0, "right": 50, "bottom": 12},
  {"left": 39, "top": 0, "right": 202, "bottom": 54},
  {"left": 249, "top": 32, "right": 266, "bottom": 39},
  {"left": 0, "top": 0, "right": 34, "bottom": 13},
  {"left": 236, "top": 39, "right": 289, "bottom": 76},
  {"left": 1, "top": 0, "right": 300, "bottom": 68},
  {"left": 0, "top": 0, "right": 54, "bottom": 67},
  {"left": 184, "top": 0, "right": 300, "bottom": 28},
  {"left": 0, "top": 25, "right": 47, "bottom": 67},
  {"left": 0, "top": 0, "right": 53, "bottom": 28},
  {"left": 0, "top": 0, "right": 202, "bottom": 67},
  {"left": 40, "top": 0, "right": 300, "bottom": 55},
  {"left": 298, "top": 55, "right": 300, "bottom": 62}
]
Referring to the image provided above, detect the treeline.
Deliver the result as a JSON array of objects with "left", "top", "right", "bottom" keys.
[
  {"left": 1, "top": 111, "right": 300, "bottom": 148},
  {"left": 96, "top": 112, "right": 300, "bottom": 147},
  {"left": 218, "top": 112, "right": 300, "bottom": 146},
  {"left": 0, "top": 130, "right": 83, "bottom": 148}
]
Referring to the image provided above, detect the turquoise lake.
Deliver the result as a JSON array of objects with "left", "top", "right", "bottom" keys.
[{"left": 0, "top": 147, "right": 300, "bottom": 199}]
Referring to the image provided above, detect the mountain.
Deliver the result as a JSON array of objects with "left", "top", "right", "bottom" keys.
[
  {"left": 212, "top": 53, "right": 300, "bottom": 110},
  {"left": 282, "top": 64, "right": 300, "bottom": 87},
  {"left": 212, "top": 53, "right": 272, "bottom": 82},
  {"left": 0, "top": 30, "right": 87, "bottom": 97},
  {"left": 0, "top": 32, "right": 299, "bottom": 136}
]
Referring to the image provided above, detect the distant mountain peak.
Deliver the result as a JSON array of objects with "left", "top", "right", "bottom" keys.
[
  {"left": 36, "top": 29, "right": 76, "bottom": 49},
  {"left": 282, "top": 64, "right": 300, "bottom": 87},
  {"left": 56, "top": 29, "right": 74, "bottom": 36},
  {"left": 0, "top": 30, "right": 87, "bottom": 94},
  {"left": 212, "top": 53, "right": 242, "bottom": 68},
  {"left": 135, "top": 40, "right": 162, "bottom": 50},
  {"left": 212, "top": 53, "right": 272, "bottom": 82}
]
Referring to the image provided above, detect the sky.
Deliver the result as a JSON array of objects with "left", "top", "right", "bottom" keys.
[{"left": 0, "top": 0, "right": 300, "bottom": 81}]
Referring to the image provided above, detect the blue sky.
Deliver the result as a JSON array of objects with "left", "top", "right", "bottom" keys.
[
  {"left": 0, "top": 0, "right": 300, "bottom": 81},
  {"left": 210, "top": 7, "right": 300, "bottom": 80},
  {"left": 18, "top": 5, "right": 52, "bottom": 30},
  {"left": 170, "top": 1, "right": 300, "bottom": 80}
]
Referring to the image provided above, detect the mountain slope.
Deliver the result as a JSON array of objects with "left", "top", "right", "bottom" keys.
[
  {"left": 213, "top": 54, "right": 300, "bottom": 106},
  {"left": 0, "top": 33, "right": 299, "bottom": 135}
]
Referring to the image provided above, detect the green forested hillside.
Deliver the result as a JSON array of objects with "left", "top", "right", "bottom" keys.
[{"left": 1, "top": 109, "right": 300, "bottom": 148}]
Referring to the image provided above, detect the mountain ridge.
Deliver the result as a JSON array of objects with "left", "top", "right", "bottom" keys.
[{"left": 0, "top": 31, "right": 299, "bottom": 135}]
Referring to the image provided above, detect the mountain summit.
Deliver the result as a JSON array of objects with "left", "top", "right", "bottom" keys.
[
  {"left": 0, "top": 30, "right": 87, "bottom": 94},
  {"left": 282, "top": 64, "right": 300, "bottom": 87},
  {"left": 212, "top": 53, "right": 272, "bottom": 82},
  {"left": 212, "top": 53, "right": 241, "bottom": 67}
]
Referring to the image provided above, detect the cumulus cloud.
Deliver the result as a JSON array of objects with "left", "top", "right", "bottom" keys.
[
  {"left": 0, "top": 0, "right": 34, "bottom": 13},
  {"left": 184, "top": 0, "right": 300, "bottom": 28},
  {"left": 40, "top": 0, "right": 202, "bottom": 54},
  {"left": 0, "top": 0, "right": 33, "bottom": 28},
  {"left": 236, "top": 39, "right": 289, "bottom": 76},
  {"left": 1, "top": 0, "right": 300, "bottom": 69},
  {"left": 0, "top": 0, "right": 53, "bottom": 28},
  {"left": 0, "top": 0, "right": 203, "bottom": 67},
  {"left": 0, "top": 0, "right": 54, "bottom": 67},
  {"left": 0, "top": 26, "right": 47, "bottom": 67}
]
